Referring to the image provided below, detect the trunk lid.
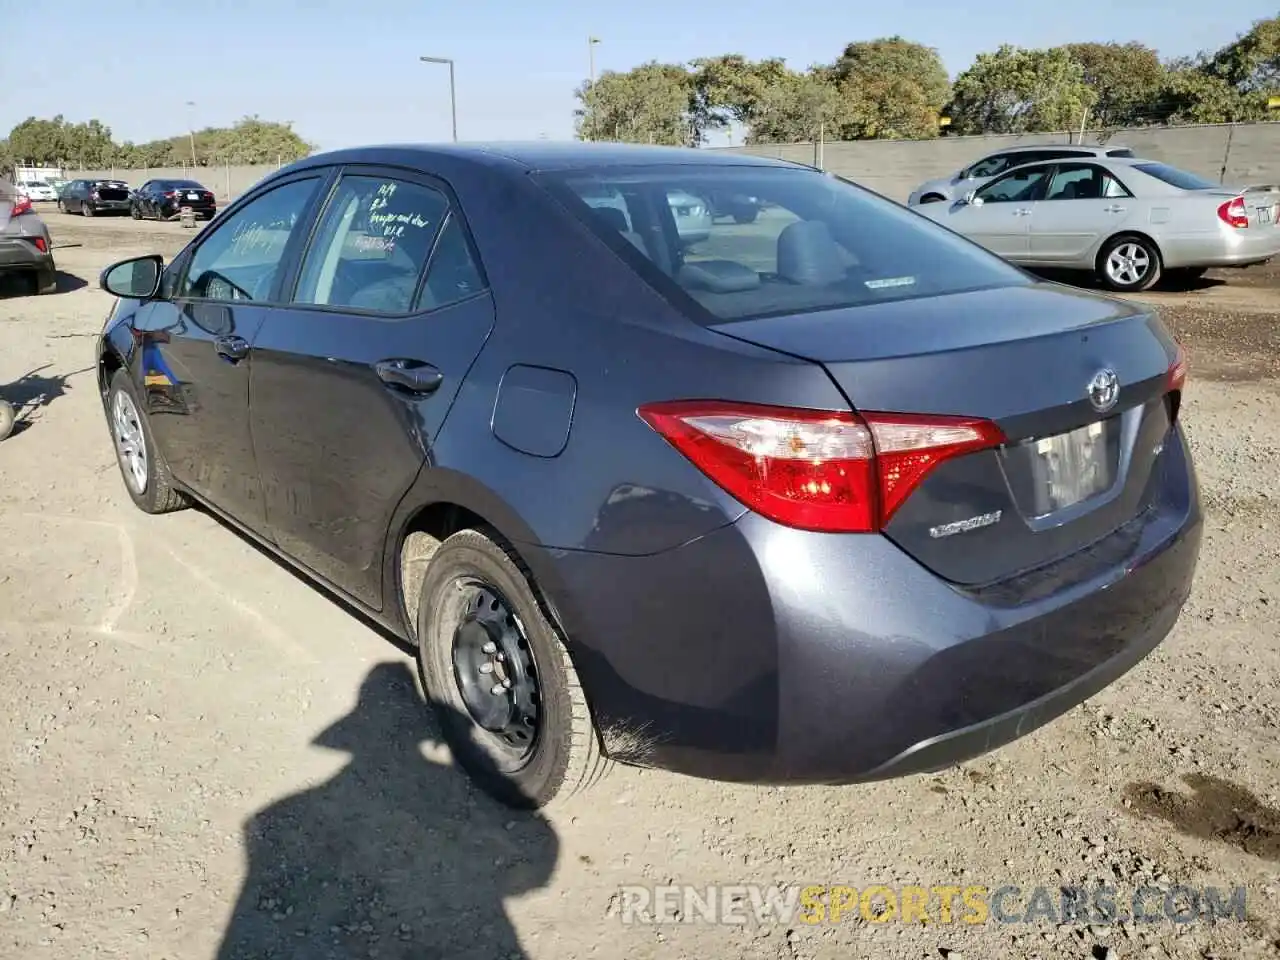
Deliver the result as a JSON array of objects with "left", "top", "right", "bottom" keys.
[{"left": 711, "top": 282, "right": 1180, "bottom": 586}]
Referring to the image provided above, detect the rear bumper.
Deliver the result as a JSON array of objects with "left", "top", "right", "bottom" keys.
[
  {"left": 90, "top": 200, "right": 132, "bottom": 213},
  {"left": 0, "top": 236, "right": 54, "bottom": 272},
  {"left": 159, "top": 201, "right": 216, "bottom": 219},
  {"left": 539, "top": 422, "right": 1201, "bottom": 784},
  {"left": 1160, "top": 228, "right": 1280, "bottom": 269}
]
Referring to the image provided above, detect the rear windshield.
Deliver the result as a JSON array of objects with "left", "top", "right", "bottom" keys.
[
  {"left": 1132, "top": 162, "right": 1218, "bottom": 191},
  {"left": 170, "top": 180, "right": 205, "bottom": 190},
  {"left": 538, "top": 165, "right": 1029, "bottom": 323}
]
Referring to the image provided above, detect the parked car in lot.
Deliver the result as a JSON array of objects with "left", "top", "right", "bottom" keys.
[
  {"left": 581, "top": 184, "right": 712, "bottom": 245},
  {"left": 908, "top": 143, "right": 1136, "bottom": 207},
  {"left": 917, "top": 156, "right": 1280, "bottom": 291},
  {"left": 58, "top": 178, "right": 133, "bottom": 216},
  {"left": 15, "top": 178, "right": 58, "bottom": 202},
  {"left": 0, "top": 188, "right": 58, "bottom": 294},
  {"left": 95, "top": 143, "right": 1201, "bottom": 808},
  {"left": 130, "top": 179, "right": 217, "bottom": 221}
]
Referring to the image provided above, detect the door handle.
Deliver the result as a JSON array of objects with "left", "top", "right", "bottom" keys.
[
  {"left": 375, "top": 358, "right": 443, "bottom": 395},
  {"left": 1103, "top": 205, "right": 1127, "bottom": 213},
  {"left": 1013, "top": 208, "right": 1032, "bottom": 216},
  {"left": 214, "top": 335, "right": 249, "bottom": 362}
]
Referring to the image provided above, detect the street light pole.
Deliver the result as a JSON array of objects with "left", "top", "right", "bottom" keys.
[
  {"left": 587, "top": 36, "right": 601, "bottom": 141},
  {"left": 185, "top": 101, "right": 197, "bottom": 167},
  {"left": 420, "top": 56, "right": 458, "bottom": 142}
]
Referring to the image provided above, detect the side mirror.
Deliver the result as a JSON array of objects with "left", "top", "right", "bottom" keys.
[
  {"left": 963, "top": 191, "right": 983, "bottom": 207},
  {"left": 100, "top": 254, "right": 163, "bottom": 299}
]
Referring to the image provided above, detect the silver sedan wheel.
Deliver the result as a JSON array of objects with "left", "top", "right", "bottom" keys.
[
  {"left": 111, "top": 390, "right": 148, "bottom": 495},
  {"left": 1105, "top": 242, "right": 1151, "bottom": 287}
]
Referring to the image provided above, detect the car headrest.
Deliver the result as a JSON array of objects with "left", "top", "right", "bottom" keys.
[
  {"left": 776, "top": 220, "right": 846, "bottom": 286},
  {"left": 592, "top": 206, "right": 629, "bottom": 235}
]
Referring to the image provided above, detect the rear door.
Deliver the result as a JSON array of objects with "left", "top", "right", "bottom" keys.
[
  {"left": 248, "top": 165, "right": 493, "bottom": 608},
  {"left": 132, "top": 171, "right": 330, "bottom": 535},
  {"left": 1027, "top": 162, "right": 1138, "bottom": 262}
]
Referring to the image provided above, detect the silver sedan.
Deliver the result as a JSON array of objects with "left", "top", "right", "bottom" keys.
[{"left": 916, "top": 157, "right": 1280, "bottom": 291}]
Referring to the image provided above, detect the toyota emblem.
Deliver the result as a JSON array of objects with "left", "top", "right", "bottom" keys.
[{"left": 1087, "top": 368, "right": 1120, "bottom": 413}]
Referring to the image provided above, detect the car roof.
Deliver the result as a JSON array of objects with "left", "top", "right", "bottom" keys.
[
  {"left": 286, "top": 141, "right": 796, "bottom": 175},
  {"left": 995, "top": 143, "right": 1128, "bottom": 155}
]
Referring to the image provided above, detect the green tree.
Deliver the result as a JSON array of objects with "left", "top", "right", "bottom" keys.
[
  {"left": 946, "top": 45, "right": 1096, "bottom": 134},
  {"left": 689, "top": 54, "right": 794, "bottom": 139},
  {"left": 1061, "top": 42, "right": 1165, "bottom": 127},
  {"left": 825, "top": 37, "right": 950, "bottom": 139},
  {"left": 747, "top": 72, "right": 846, "bottom": 143},
  {"left": 574, "top": 62, "right": 695, "bottom": 145},
  {"left": 1209, "top": 14, "right": 1280, "bottom": 91},
  {"left": 1154, "top": 58, "right": 1268, "bottom": 123}
]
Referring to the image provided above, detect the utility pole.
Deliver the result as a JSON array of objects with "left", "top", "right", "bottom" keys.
[
  {"left": 186, "top": 101, "right": 197, "bottom": 166},
  {"left": 420, "top": 56, "right": 458, "bottom": 142},
  {"left": 587, "top": 36, "right": 601, "bottom": 141}
]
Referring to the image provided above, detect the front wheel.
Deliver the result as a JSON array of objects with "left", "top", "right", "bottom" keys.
[
  {"left": 57, "top": 200, "right": 67, "bottom": 214},
  {"left": 130, "top": 204, "right": 142, "bottom": 220},
  {"left": 105, "top": 370, "right": 188, "bottom": 514},
  {"left": 81, "top": 201, "right": 94, "bottom": 218},
  {"left": 1097, "top": 235, "right": 1162, "bottom": 292},
  {"left": 415, "top": 528, "right": 609, "bottom": 809}
]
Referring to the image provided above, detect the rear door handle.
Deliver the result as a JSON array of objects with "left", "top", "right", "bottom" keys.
[
  {"left": 214, "top": 335, "right": 249, "bottom": 362},
  {"left": 1013, "top": 208, "right": 1032, "bottom": 216},
  {"left": 375, "top": 358, "right": 443, "bottom": 395},
  {"left": 1104, "top": 205, "right": 1127, "bottom": 213}
]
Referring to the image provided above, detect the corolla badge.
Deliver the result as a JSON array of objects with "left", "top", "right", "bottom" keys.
[{"left": 1087, "top": 368, "right": 1120, "bottom": 413}]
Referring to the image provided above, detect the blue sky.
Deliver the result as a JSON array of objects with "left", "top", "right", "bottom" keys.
[{"left": 4, "top": 0, "right": 1275, "bottom": 149}]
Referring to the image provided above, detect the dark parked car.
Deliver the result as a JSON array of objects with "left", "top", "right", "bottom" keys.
[
  {"left": 94, "top": 143, "right": 1202, "bottom": 809},
  {"left": 131, "top": 179, "right": 217, "bottom": 221},
  {"left": 58, "top": 178, "right": 133, "bottom": 216},
  {"left": 1, "top": 187, "right": 57, "bottom": 294}
]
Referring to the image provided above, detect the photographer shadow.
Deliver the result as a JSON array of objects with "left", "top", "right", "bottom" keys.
[{"left": 216, "top": 661, "right": 558, "bottom": 960}]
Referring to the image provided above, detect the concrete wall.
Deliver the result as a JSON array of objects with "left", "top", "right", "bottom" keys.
[
  {"left": 715, "top": 122, "right": 1280, "bottom": 201},
  {"left": 73, "top": 122, "right": 1280, "bottom": 205}
]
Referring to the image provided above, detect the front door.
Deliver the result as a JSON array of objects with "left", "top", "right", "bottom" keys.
[
  {"left": 249, "top": 166, "right": 493, "bottom": 608},
  {"left": 136, "top": 173, "right": 329, "bottom": 534},
  {"left": 944, "top": 163, "right": 1053, "bottom": 258},
  {"left": 1028, "top": 162, "right": 1137, "bottom": 263}
]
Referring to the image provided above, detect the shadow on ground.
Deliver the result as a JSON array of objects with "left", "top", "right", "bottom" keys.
[
  {"left": 1028, "top": 267, "right": 1228, "bottom": 293},
  {"left": 0, "top": 271, "right": 88, "bottom": 297},
  {"left": 1122, "top": 773, "right": 1280, "bottom": 861},
  {"left": 215, "top": 661, "right": 558, "bottom": 960},
  {"left": 1, "top": 363, "right": 93, "bottom": 436}
]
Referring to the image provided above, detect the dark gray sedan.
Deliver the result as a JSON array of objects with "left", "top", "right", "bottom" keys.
[
  {"left": 93, "top": 143, "right": 1202, "bottom": 808},
  {"left": 0, "top": 188, "right": 57, "bottom": 294}
]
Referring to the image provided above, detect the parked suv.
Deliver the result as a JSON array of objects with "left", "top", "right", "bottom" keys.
[
  {"left": 58, "top": 179, "right": 133, "bottom": 216},
  {"left": 908, "top": 144, "right": 1136, "bottom": 206},
  {"left": 1, "top": 184, "right": 58, "bottom": 294}
]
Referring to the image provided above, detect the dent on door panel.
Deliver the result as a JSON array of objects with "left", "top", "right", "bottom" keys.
[{"left": 491, "top": 364, "right": 577, "bottom": 458}]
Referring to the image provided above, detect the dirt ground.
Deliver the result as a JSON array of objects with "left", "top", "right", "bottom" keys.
[{"left": 1, "top": 209, "right": 1279, "bottom": 960}]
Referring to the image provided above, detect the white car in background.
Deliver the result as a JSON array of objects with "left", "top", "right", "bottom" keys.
[
  {"left": 15, "top": 179, "right": 58, "bottom": 202},
  {"left": 907, "top": 143, "right": 1137, "bottom": 207}
]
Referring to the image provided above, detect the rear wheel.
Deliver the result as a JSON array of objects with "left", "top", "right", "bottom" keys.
[
  {"left": 1097, "top": 234, "right": 1162, "bottom": 292},
  {"left": 36, "top": 264, "right": 57, "bottom": 295},
  {"left": 57, "top": 199, "right": 67, "bottom": 214},
  {"left": 130, "top": 204, "right": 142, "bottom": 220},
  {"left": 415, "top": 528, "right": 609, "bottom": 808},
  {"left": 106, "top": 370, "right": 187, "bottom": 514},
  {"left": 0, "top": 400, "right": 14, "bottom": 441},
  {"left": 732, "top": 207, "right": 759, "bottom": 224},
  {"left": 81, "top": 201, "right": 94, "bottom": 218}
]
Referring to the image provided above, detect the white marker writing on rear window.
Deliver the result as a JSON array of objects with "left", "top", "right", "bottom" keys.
[{"left": 865, "top": 276, "right": 916, "bottom": 289}]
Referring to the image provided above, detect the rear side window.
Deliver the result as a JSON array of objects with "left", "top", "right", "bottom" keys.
[
  {"left": 1107, "top": 148, "right": 1135, "bottom": 157},
  {"left": 293, "top": 174, "right": 478, "bottom": 315},
  {"left": 540, "top": 165, "right": 1028, "bottom": 323},
  {"left": 1132, "top": 162, "right": 1218, "bottom": 191}
]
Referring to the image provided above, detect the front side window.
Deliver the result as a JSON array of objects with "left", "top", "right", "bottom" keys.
[
  {"left": 292, "top": 175, "right": 451, "bottom": 314},
  {"left": 178, "top": 178, "right": 320, "bottom": 302},
  {"left": 542, "top": 164, "right": 1029, "bottom": 323},
  {"left": 975, "top": 165, "right": 1050, "bottom": 204}
]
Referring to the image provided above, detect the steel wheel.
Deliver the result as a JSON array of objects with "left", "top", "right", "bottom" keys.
[
  {"left": 111, "top": 389, "right": 148, "bottom": 495},
  {"left": 1104, "top": 241, "right": 1153, "bottom": 288},
  {"left": 451, "top": 579, "right": 541, "bottom": 762}
]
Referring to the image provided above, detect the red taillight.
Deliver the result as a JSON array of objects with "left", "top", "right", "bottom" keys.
[
  {"left": 637, "top": 400, "right": 1005, "bottom": 533},
  {"left": 1217, "top": 196, "right": 1248, "bottom": 229},
  {"left": 32, "top": 236, "right": 47, "bottom": 253},
  {"left": 165, "top": 190, "right": 179, "bottom": 199},
  {"left": 9, "top": 196, "right": 32, "bottom": 217},
  {"left": 1167, "top": 342, "right": 1188, "bottom": 393}
]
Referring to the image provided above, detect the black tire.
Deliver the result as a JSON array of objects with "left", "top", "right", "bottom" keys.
[
  {"left": 81, "top": 201, "right": 94, "bottom": 218},
  {"left": 415, "top": 528, "right": 609, "bottom": 809},
  {"left": 36, "top": 264, "right": 57, "bottom": 295},
  {"left": 0, "top": 399, "right": 14, "bottom": 441},
  {"left": 130, "top": 204, "right": 142, "bottom": 220},
  {"left": 57, "top": 199, "right": 67, "bottom": 214},
  {"left": 732, "top": 207, "right": 759, "bottom": 224},
  {"left": 105, "top": 370, "right": 188, "bottom": 514},
  {"left": 919, "top": 194, "right": 947, "bottom": 204},
  {"left": 1096, "top": 234, "right": 1162, "bottom": 292}
]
